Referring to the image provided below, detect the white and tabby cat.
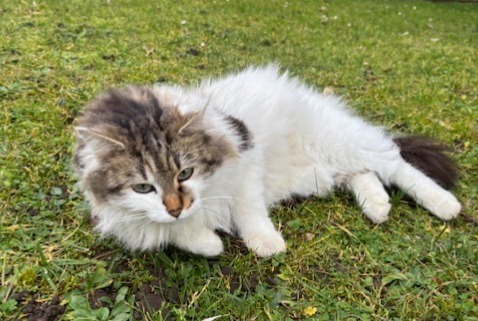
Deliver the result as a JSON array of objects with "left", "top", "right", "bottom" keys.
[{"left": 74, "top": 66, "right": 460, "bottom": 257}]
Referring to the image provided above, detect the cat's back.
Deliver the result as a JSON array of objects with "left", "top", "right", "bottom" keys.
[
  {"left": 202, "top": 66, "right": 348, "bottom": 143},
  {"left": 199, "top": 67, "right": 341, "bottom": 202},
  {"left": 204, "top": 65, "right": 298, "bottom": 108},
  {"left": 200, "top": 66, "right": 306, "bottom": 135}
]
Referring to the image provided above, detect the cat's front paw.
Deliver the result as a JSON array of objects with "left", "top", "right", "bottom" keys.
[
  {"left": 180, "top": 229, "right": 224, "bottom": 257},
  {"left": 244, "top": 230, "right": 287, "bottom": 257}
]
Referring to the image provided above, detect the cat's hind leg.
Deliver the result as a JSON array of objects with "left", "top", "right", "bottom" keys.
[
  {"left": 346, "top": 171, "right": 392, "bottom": 224},
  {"left": 390, "top": 162, "right": 460, "bottom": 220}
]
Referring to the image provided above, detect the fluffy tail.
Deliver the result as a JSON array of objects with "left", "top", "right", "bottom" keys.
[{"left": 392, "top": 136, "right": 458, "bottom": 190}]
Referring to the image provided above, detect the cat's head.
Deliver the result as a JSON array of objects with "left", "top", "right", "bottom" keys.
[{"left": 74, "top": 86, "right": 251, "bottom": 224}]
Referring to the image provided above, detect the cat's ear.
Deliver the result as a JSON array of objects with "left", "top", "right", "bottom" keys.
[
  {"left": 178, "top": 111, "right": 204, "bottom": 135},
  {"left": 75, "top": 126, "right": 126, "bottom": 149},
  {"left": 178, "top": 96, "right": 212, "bottom": 134}
]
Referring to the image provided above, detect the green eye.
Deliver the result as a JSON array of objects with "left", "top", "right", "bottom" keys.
[
  {"left": 132, "top": 184, "right": 156, "bottom": 194},
  {"left": 177, "top": 167, "right": 194, "bottom": 182}
]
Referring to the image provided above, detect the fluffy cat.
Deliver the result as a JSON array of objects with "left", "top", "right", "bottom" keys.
[{"left": 74, "top": 66, "right": 461, "bottom": 257}]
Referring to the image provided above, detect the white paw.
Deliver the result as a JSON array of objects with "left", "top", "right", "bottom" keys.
[
  {"left": 244, "top": 230, "right": 286, "bottom": 257},
  {"left": 362, "top": 200, "right": 392, "bottom": 224},
  {"left": 188, "top": 230, "right": 224, "bottom": 257},
  {"left": 427, "top": 193, "right": 461, "bottom": 221}
]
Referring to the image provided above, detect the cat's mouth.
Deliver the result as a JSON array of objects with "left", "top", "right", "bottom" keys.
[
  {"left": 149, "top": 204, "right": 197, "bottom": 224},
  {"left": 148, "top": 213, "right": 181, "bottom": 224}
]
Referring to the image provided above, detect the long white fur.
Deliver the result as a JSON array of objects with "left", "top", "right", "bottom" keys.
[{"left": 80, "top": 66, "right": 461, "bottom": 257}]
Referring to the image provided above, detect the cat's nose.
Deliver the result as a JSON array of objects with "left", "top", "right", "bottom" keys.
[
  {"left": 168, "top": 208, "right": 182, "bottom": 218},
  {"left": 163, "top": 194, "right": 183, "bottom": 218}
]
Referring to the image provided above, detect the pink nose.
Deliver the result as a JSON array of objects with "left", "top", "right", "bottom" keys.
[
  {"left": 163, "top": 194, "right": 183, "bottom": 218},
  {"left": 167, "top": 208, "right": 182, "bottom": 218}
]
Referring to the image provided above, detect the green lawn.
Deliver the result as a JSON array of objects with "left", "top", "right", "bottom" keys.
[{"left": 1, "top": 0, "right": 477, "bottom": 320}]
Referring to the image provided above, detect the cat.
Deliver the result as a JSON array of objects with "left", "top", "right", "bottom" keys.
[{"left": 73, "top": 65, "right": 461, "bottom": 257}]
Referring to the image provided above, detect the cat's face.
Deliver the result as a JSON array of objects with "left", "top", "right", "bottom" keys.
[
  {"left": 74, "top": 86, "right": 237, "bottom": 224},
  {"left": 87, "top": 149, "right": 208, "bottom": 224}
]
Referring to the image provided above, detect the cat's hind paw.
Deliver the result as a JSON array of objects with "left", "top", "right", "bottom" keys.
[
  {"left": 244, "top": 230, "right": 287, "bottom": 257},
  {"left": 426, "top": 192, "right": 461, "bottom": 221},
  {"left": 362, "top": 200, "right": 392, "bottom": 224}
]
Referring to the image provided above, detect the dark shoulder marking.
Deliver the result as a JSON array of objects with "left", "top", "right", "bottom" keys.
[{"left": 225, "top": 115, "right": 253, "bottom": 151}]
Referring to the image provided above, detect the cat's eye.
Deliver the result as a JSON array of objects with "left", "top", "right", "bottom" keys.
[
  {"left": 177, "top": 167, "right": 194, "bottom": 182},
  {"left": 132, "top": 184, "right": 156, "bottom": 194}
]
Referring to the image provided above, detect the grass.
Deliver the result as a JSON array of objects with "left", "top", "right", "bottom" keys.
[{"left": 1, "top": 0, "right": 477, "bottom": 320}]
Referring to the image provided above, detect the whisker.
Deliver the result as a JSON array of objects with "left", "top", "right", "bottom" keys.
[
  {"left": 198, "top": 205, "right": 231, "bottom": 215},
  {"left": 98, "top": 212, "right": 149, "bottom": 224},
  {"left": 201, "top": 196, "right": 244, "bottom": 202}
]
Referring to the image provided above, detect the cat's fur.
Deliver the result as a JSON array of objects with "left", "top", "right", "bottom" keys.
[{"left": 74, "top": 66, "right": 461, "bottom": 257}]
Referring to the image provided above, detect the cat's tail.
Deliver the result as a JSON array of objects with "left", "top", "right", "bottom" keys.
[
  {"left": 392, "top": 136, "right": 458, "bottom": 190},
  {"left": 387, "top": 135, "right": 461, "bottom": 221}
]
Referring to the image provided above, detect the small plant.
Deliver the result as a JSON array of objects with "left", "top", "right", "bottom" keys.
[
  {"left": 0, "top": 299, "right": 18, "bottom": 317},
  {"left": 66, "top": 287, "right": 133, "bottom": 321}
]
